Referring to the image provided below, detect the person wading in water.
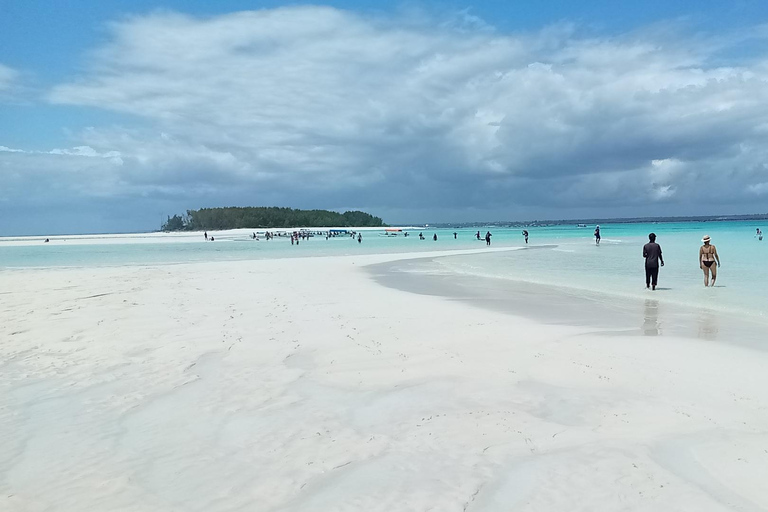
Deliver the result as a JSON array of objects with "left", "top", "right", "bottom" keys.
[
  {"left": 699, "top": 235, "right": 720, "bottom": 287},
  {"left": 643, "top": 233, "right": 664, "bottom": 290}
]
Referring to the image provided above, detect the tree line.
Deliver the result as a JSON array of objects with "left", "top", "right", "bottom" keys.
[{"left": 161, "top": 207, "right": 386, "bottom": 231}]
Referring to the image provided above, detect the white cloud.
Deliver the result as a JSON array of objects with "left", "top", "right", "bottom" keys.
[
  {"left": 0, "top": 63, "right": 19, "bottom": 94},
  {"left": 748, "top": 182, "right": 768, "bottom": 195},
  {"left": 4, "top": 7, "right": 768, "bottom": 229},
  {"left": 1, "top": 144, "right": 123, "bottom": 164}
]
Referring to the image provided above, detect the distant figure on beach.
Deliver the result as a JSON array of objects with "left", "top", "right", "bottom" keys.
[
  {"left": 476, "top": 231, "right": 481, "bottom": 240},
  {"left": 485, "top": 231, "right": 492, "bottom": 246},
  {"left": 522, "top": 230, "right": 529, "bottom": 244},
  {"left": 419, "top": 232, "right": 425, "bottom": 240},
  {"left": 358, "top": 234, "right": 362, "bottom": 243},
  {"left": 433, "top": 233, "right": 437, "bottom": 241},
  {"left": 699, "top": 235, "right": 720, "bottom": 287},
  {"left": 291, "top": 236, "right": 294, "bottom": 245},
  {"left": 204, "top": 231, "right": 208, "bottom": 241},
  {"left": 44, "top": 238, "right": 49, "bottom": 243},
  {"left": 757, "top": 228, "right": 763, "bottom": 241},
  {"left": 594, "top": 225, "right": 601, "bottom": 245},
  {"left": 210, "top": 236, "right": 214, "bottom": 241},
  {"left": 453, "top": 232, "right": 457, "bottom": 239},
  {"left": 643, "top": 233, "right": 664, "bottom": 290}
]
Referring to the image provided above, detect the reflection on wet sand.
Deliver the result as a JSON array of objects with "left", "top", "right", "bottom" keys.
[
  {"left": 697, "top": 309, "right": 720, "bottom": 340},
  {"left": 643, "top": 299, "right": 661, "bottom": 336},
  {"left": 642, "top": 298, "right": 723, "bottom": 341}
]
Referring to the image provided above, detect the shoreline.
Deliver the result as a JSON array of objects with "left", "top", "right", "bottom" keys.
[
  {"left": 0, "top": 226, "right": 425, "bottom": 247},
  {"left": 368, "top": 252, "right": 768, "bottom": 347}
]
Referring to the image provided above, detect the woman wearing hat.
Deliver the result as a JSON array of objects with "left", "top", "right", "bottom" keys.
[{"left": 699, "top": 235, "right": 720, "bottom": 287}]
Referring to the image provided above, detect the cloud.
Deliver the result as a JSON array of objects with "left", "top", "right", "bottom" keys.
[
  {"left": 1, "top": 144, "right": 123, "bottom": 164},
  {"left": 4, "top": 7, "right": 768, "bottom": 232},
  {"left": 0, "top": 63, "right": 19, "bottom": 94},
  {"left": 748, "top": 181, "right": 768, "bottom": 195}
]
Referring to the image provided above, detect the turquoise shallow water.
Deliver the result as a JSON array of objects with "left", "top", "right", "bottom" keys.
[
  {"left": 1, "top": 221, "right": 766, "bottom": 318},
  {"left": 433, "top": 221, "right": 768, "bottom": 320}
]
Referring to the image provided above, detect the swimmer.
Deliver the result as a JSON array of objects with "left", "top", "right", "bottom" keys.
[{"left": 699, "top": 235, "right": 720, "bottom": 287}]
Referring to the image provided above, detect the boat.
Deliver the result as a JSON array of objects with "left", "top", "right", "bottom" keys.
[{"left": 381, "top": 228, "right": 403, "bottom": 237}]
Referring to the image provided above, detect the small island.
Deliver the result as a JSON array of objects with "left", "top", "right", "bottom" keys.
[{"left": 161, "top": 207, "right": 386, "bottom": 231}]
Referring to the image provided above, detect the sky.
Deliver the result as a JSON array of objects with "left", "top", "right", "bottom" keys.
[{"left": 2, "top": 1, "right": 768, "bottom": 234}]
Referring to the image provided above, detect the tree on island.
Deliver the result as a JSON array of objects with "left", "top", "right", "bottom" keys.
[
  {"left": 161, "top": 207, "right": 386, "bottom": 231},
  {"left": 162, "top": 214, "right": 186, "bottom": 231}
]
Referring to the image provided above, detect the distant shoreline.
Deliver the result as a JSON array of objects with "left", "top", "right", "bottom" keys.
[
  {"left": 2, "top": 214, "right": 767, "bottom": 238},
  {"left": 431, "top": 213, "right": 768, "bottom": 228}
]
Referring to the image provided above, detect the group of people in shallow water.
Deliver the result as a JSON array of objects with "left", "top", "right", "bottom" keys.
[
  {"left": 474, "top": 231, "right": 494, "bottom": 245},
  {"left": 197, "top": 226, "right": 747, "bottom": 291},
  {"left": 642, "top": 232, "right": 721, "bottom": 290}
]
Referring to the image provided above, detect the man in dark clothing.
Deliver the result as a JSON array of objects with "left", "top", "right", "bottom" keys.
[{"left": 643, "top": 233, "right": 664, "bottom": 290}]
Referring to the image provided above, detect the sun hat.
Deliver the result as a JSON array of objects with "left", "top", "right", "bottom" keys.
[{"left": 702, "top": 235, "right": 711, "bottom": 243}]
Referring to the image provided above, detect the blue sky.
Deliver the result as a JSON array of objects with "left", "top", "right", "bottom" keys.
[{"left": 2, "top": 1, "right": 768, "bottom": 235}]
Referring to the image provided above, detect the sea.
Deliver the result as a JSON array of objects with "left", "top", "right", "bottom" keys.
[{"left": 2, "top": 220, "right": 767, "bottom": 319}]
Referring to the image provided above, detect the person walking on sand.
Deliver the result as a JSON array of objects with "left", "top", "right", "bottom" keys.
[
  {"left": 204, "top": 231, "right": 208, "bottom": 241},
  {"left": 699, "top": 235, "right": 720, "bottom": 287},
  {"left": 643, "top": 233, "right": 664, "bottom": 290},
  {"left": 594, "top": 225, "right": 601, "bottom": 245},
  {"left": 522, "top": 230, "right": 529, "bottom": 244},
  {"left": 485, "top": 231, "right": 492, "bottom": 246}
]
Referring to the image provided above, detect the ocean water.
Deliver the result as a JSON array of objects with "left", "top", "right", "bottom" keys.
[
  {"left": 431, "top": 221, "right": 768, "bottom": 320},
  {"left": 2, "top": 221, "right": 766, "bottom": 318}
]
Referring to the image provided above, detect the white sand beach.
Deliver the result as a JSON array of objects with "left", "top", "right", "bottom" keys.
[{"left": 2, "top": 250, "right": 768, "bottom": 511}]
